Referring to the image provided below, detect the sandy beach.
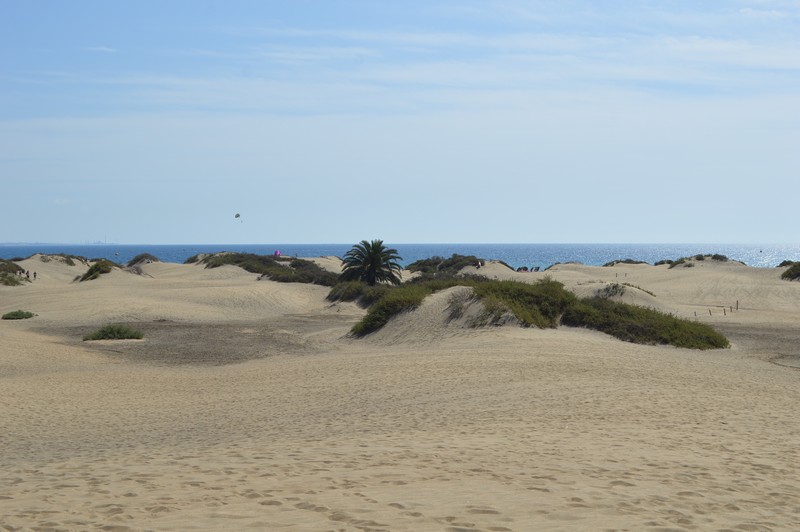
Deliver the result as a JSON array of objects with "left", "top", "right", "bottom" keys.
[{"left": 1, "top": 255, "right": 799, "bottom": 531}]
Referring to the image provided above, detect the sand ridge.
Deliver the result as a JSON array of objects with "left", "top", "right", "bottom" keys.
[{"left": 1, "top": 254, "right": 799, "bottom": 530}]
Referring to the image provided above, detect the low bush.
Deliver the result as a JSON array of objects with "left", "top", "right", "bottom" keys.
[
  {"left": 668, "top": 254, "right": 730, "bottom": 269},
  {"left": 84, "top": 324, "right": 144, "bottom": 341},
  {"left": 781, "top": 263, "right": 800, "bottom": 281},
  {"left": 194, "top": 253, "right": 339, "bottom": 286},
  {"left": 597, "top": 283, "right": 626, "bottom": 298},
  {"left": 0, "top": 259, "right": 23, "bottom": 275},
  {"left": 326, "top": 281, "right": 391, "bottom": 307},
  {"left": 127, "top": 253, "right": 159, "bottom": 267},
  {"left": 1, "top": 261, "right": 28, "bottom": 286},
  {"left": 407, "top": 254, "right": 484, "bottom": 275},
  {"left": 0, "top": 273, "right": 24, "bottom": 286},
  {"left": 80, "top": 259, "right": 118, "bottom": 281},
  {"left": 777, "top": 260, "right": 796, "bottom": 268},
  {"left": 351, "top": 284, "right": 432, "bottom": 336},
  {"left": 562, "top": 297, "right": 729, "bottom": 350},
  {"left": 603, "top": 259, "right": 649, "bottom": 267},
  {"left": 2, "top": 310, "right": 36, "bottom": 320},
  {"left": 473, "top": 278, "right": 576, "bottom": 329},
  {"left": 350, "top": 277, "right": 576, "bottom": 335}
]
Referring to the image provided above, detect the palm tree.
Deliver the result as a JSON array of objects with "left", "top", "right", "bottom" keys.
[{"left": 340, "top": 239, "right": 403, "bottom": 286}]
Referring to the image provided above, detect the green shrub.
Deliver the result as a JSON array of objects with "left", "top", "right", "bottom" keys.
[
  {"left": 2, "top": 310, "right": 36, "bottom": 320},
  {"left": 563, "top": 297, "right": 729, "bottom": 350},
  {"left": 80, "top": 259, "right": 118, "bottom": 281},
  {"left": 83, "top": 324, "right": 144, "bottom": 341},
  {"left": 327, "top": 280, "right": 367, "bottom": 302},
  {"left": 781, "top": 263, "right": 800, "bottom": 281},
  {"left": 350, "top": 277, "right": 576, "bottom": 335},
  {"left": 668, "top": 254, "right": 730, "bottom": 268},
  {"left": 326, "top": 281, "right": 392, "bottom": 307},
  {"left": 195, "top": 253, "right": 338, "bottom": 286},
  {"left": 471, "top": 294, "right": 514, "bottom": 326},
  {"left": 0, "top": 259, "right": 23, "bottom": 275},
  {"left": 351, "top": 284, "right": 432, "bottom": 336},
  {"left": 1, "top": 273, "right": 25, "bottom": 286},
  {"left": 407, "top": 254, "right": 484, "bottom": 275},
  {"left": 603, "top": 259, "right": 649, "bottom": 267},
  {"left": 472, "top": 278, "right": 577, "bottom": 329},
  {"left": 597, "top": 283, "right": 626, "bottom": 298},
  {"left": 0, "top": 259, "right": 30, "bottom": 285},
  {"left": 127, "top": 253, "right": 159, "bottom": 267}
]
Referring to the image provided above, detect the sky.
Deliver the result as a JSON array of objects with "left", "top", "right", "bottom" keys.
[{"left": 1, "top": 1, "right": 798, "bottom": 244}]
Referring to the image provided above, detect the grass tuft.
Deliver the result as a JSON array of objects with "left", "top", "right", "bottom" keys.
[{"left": 2, "top": 310, "right": 36, "bottom": 320}]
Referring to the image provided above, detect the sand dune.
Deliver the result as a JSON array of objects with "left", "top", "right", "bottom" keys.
[{"left": 1, "top": 254, "right": 799, "bottom": 530}]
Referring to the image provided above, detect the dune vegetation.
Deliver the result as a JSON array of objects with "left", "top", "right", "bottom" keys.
[
  {"left": 2, "top": 310, "right": 36, "bottom": 320},
  {"left": 188, "top": 252, "right": 339, "bottom": 286},
  {"left": 324, "top": 245, "right": 731, "bottom": 349},
  {"left": 83, "top": 324, "right": 144, "bottom": 341},
  {"left": 664, "top": 254, "right": 731, "bottom": 268},
  {"left": 328, "top": 250, "right": 729, "bottom": 350},
  {"left": 781, "top": 262, "right": 800, "bottom": 281},
  {"left": 1, "top": 259, "right": 26, "bottom": 286},
  {"left": 127, "top": 253, "right": 160, "bottom": 267},
  {"left": 79, "top": 259, "right": 119, "bottom": 281}
]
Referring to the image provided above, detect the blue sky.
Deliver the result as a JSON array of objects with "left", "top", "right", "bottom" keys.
[{"left": 2, "top": 1, "right": 798, "bottom": 244}]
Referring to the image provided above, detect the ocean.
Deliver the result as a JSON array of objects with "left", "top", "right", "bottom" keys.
[{"left": 1, "top": 243, "right": 797, "bottom": 269}]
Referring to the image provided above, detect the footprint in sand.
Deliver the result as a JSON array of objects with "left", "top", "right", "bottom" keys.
[
  {"left": 610, "top": 480, "right": 636, "bottom": 487},
  {"left": 259, "top": 500, "right": 282, "bottom": 506}
]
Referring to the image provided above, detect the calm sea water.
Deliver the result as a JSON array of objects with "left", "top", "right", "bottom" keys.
[{"left": 1, "top": 243, "right": 797, "bottom": 269}]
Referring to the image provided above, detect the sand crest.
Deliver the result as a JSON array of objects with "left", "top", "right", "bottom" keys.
[{"left": 1, "top": 256, "right": 799, "bottom": 530}]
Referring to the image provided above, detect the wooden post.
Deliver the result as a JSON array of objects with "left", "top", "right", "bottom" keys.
[
  {"left": 709, "top": 309, "right": 712, "bottom": 316},
  {"left": 723, "top": 308, "right": 726, "bottom": 316},
  {"left": 736, "top": 300, "right": 739, "bottom": 311}
]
